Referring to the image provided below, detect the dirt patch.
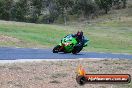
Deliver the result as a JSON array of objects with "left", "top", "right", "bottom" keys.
[
  {"left": 0, "top": 59, "right": 131, "bottom": 88},
  {"left": 120, "top": 16, "right": 132, "bottom": 22},
  {"left": 0, "top": 35, "right": 20, "bottom": 43}
]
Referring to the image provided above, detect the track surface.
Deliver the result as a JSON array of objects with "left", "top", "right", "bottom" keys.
[{"left": 0, "top": 47, "right": 132, "bottom": 60}]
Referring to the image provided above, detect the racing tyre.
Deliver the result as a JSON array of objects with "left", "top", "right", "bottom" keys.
[
  {"left": 72, "top": 45, "right": 83, "bottom": 54},
  {"left": 72, "top": 48, "right": 78, "bottom": 54},
  {"left": 53, "top": 45, "right": 60, "bottom": 53}
]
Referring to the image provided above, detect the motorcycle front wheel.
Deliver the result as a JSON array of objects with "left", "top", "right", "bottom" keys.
[{"left": 53, "top": 45, "right": 61, "bottom": 53}]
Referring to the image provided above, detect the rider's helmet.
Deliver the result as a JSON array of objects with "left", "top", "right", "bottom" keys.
[{"left": 76, "top": 31, "right": 83, "bottom": 40}]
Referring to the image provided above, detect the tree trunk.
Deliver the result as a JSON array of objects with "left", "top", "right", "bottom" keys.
[
  {"left": 105, "top": 9, "right": 108, "bottom": 14},
  {"left": 63, "top": 7, "right": 67, "bottom": 25},
  {"left": 64, "top": 16, "right": 66, "bottom": 25},
  {"left": 122, "top": 0, "right": 127, "bottom": 8},
  {"left": 105, "top": 6, "right": 108, "bottom": 14}
]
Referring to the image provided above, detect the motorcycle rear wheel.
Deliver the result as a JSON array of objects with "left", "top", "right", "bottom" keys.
[{"left": 72, "top": 45, "right": 83, "bottom": 54}]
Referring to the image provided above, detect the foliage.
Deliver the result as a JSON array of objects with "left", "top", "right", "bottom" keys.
[
  {"left": 0, "top": 0, "right": 128, "bottom": 23},
  {"left": 11, "top": 0, "right": 28, "bottom": 21},
  {"left": 95, "top": 0, "right": 113, "bottom": 14},
  {"left": 0, "top": 0, "right": 13, "bottom": 20}
]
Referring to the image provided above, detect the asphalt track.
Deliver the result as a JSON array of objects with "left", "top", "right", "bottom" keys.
[{"left": 0, "top": 47, "right": 132, "bottom": 60}]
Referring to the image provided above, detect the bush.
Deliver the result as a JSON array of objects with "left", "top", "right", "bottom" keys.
[{"left": 37, "top": 15, "right": 55, "bottom": 24}]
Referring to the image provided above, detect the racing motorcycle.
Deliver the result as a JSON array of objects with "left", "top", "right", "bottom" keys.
[{"left": 52, "top": 34, "right": 88, "bottom": 54}]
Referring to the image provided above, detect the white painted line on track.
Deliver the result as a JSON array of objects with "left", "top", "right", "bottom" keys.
[{"left": 0, "top": 58, "right": 105, "bottom": 64}]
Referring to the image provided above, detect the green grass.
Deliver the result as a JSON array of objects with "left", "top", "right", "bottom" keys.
[
  {"left": 83, "top": 20, "right": 132, "bottom": 54},
  {"left": 0, "top": 21, "right": 71, "bottom": 48},
  {"left": 0, "top": 18, "right": 132, "bottom": 54}
]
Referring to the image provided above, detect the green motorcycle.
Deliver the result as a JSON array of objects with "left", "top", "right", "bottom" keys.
[{"left": 53, "top": 34, "right": 88, "bottom": 54}]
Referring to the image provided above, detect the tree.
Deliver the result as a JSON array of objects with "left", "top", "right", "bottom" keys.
[
  {"left": 0, "top": 0, "right": 14, "bottom": 20},
  {"left": 29, "top": 0, "right": 43, "bottom": 22},
  {"left": 112, "top": 0, "right": 127, "bottom": 9},
  {"left": 0, "top": 0, "right": 128, "bottom": 23},
  {"left": 11, "top": 0, "right": 28, "bottom": 21},
  {"left": 121, "top": 0, "right": 127, "bottom": 8},
  {"left": 95, "top": 0, "right": 113, "bottom": 14},
  {"left": 73, "top": 0, "right": 97, "bottom": 18},
  {"left": 54, "top": 0, "right": 74, "bottom": 25},
  {"left": 43, "top": 0, "right": 59, "bottom": 23}
]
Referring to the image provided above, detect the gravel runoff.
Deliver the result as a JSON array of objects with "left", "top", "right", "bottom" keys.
[{"left": 0, "top": 58, "right": 131, "bottom": 88}]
